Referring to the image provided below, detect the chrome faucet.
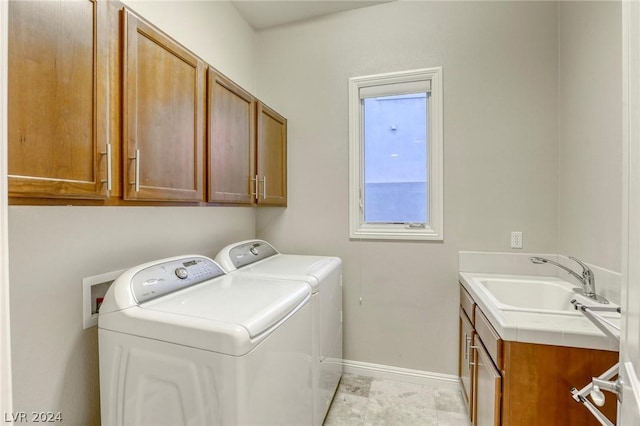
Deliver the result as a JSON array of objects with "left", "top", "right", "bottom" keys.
[{"left": 529, "top": 256, "right": 608, "bottom": 304}]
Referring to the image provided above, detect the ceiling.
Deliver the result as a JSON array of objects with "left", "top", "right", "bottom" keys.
[{"left": 231, "top": 1, "right": 392, "bottom": 30}]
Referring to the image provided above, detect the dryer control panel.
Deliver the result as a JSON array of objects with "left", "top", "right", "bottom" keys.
[
  {"left": 228, "top": 241, "right": 279, "bottom": 269},
  {"left": 131, "top": 257, "right": 224, "bottom": 304}
]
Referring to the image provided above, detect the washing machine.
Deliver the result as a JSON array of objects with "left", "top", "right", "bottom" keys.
[
  {"left": 98, "top": 255, "right": 313, "bottom": 426},
  {"left": 215, "top": 240, "right": 342, "bottom": 426}
]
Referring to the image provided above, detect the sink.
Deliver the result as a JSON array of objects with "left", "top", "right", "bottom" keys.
[
  {"left": 477, "top": 277, "right": 585, "bottom": 312},
  {"left": 459, "top": 271, "right": 620, "bottom": 351}
]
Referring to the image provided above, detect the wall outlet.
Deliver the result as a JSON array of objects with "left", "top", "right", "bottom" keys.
[{"left": 511, "top": 231, "right": 523, "bottom": 249}]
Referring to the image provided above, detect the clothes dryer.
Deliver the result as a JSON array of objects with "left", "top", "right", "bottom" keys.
[
  {"left": 98, "top": 255, "right": 313, "bottom": 426},
  {"left": 215, "top": 240, "right": 342, "bottom": 426}
]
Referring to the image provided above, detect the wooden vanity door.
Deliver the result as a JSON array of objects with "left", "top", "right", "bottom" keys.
[
  {"left": 459, "top": 308, "right": 474, "bottom": 418},
  {"left": 473, "top": 340, "right": 501, "bottom": 426}
]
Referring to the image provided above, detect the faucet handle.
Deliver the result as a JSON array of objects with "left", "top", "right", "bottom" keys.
[{"left": 569, "top": 256, "right": 594, "bottom": 278}]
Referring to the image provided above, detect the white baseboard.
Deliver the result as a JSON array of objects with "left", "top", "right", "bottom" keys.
[{"left": 341, "top": 359, "right": 461, "bottom": 390}]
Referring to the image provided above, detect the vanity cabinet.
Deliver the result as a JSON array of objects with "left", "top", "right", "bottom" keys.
[
  {"left": 459, "top": 309, "right": 474, "bottom": 414},
  {"left": 122, "top": 10, "right": 205, "bottom": 202},
  {"left": 8, "top": 0, "right": 110, "bottom": 200},
  {"left": 459, "top": 286, "right": 502, "bottom": 426},
  {"left": 473, "top": 307, "right": 502, "bottom": 426},
  {"left": 501, "top": 341, "right": 617, "bottom": 425},
  {"left": 459, "top": 287, "right": 475, "bottom": 416},
  {"left": 459, "top": 283, "right": 619, "bottom": 426}
]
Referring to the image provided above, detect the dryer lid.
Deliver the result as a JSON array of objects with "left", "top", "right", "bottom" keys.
[{"left": 242, "top": 255, "right": 338, "bottom": 276}]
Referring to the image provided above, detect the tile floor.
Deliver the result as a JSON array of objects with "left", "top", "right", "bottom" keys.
[{"left": 323, "top": 374, "right": 471, "bottom": 426}]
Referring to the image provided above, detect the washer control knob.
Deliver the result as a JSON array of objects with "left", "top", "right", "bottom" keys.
[
  {"left": 175, "top": 267, "right": 188, "bottom": 280},
  {"left": 250, "top": 247, "right": 259, "bottom": 256}
]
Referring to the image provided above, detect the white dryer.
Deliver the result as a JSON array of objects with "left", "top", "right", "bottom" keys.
[
  {"left": 98, "top": 255, "right": 313, "bottom": 426},
  {"left": 215, "top": 240, "right": 343, "bottom": 426}
]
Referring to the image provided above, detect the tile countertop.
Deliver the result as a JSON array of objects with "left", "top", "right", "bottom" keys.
[{"left": 459, "top": 272, "right": 620, "bottom": 352}]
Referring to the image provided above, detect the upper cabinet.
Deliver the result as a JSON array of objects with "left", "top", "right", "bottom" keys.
[
  {"left": 256, "top": 102, "right": 287, "bottom": 206},
  {"left": 207, "top": 69, "right": 256, "bottom": 204},
  {"left": 7, "top": 3, "right": 287, "bottom": 207},
  {"left": 8, "top": 0, "right": 110, "bottom": 200},
  {"left": 122, "top": 10, "right": 205, "bottom": 202},
  {"left": 208, "top": 79, "right": 288, "bottom": 207}
]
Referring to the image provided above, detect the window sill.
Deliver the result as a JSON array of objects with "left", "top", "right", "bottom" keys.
[{"left": 349, "top": 224, "right": 443, "bottom": 241}]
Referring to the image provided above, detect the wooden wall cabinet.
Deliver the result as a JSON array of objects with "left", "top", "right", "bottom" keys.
[
  {"left": 8, "top": 0, "right": 111, "bottom": 200},
  {"left": 459, "top": 283, "right": 619, "bottom": 426},
  {"left": 8, "top": 3, "right": 288, "bottom": 208},
  {"left": 207, "top": 88, "right": 288, "bottom": 206},
  {"left": 256, "top": 101, "right": 287, "bottom": 206},
  {"left": 207, "top": 69, "right": 255, "bottom": 204},
  {"left": 122, "top": 9, "right": 205, "bottom": 202}
]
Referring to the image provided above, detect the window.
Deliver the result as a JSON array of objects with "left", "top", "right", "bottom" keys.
[{"left": 348, "top": 68, "right": 443, "bottom": 240}]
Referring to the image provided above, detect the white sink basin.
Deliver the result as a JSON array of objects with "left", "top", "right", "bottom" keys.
[
  {"left": 459, "top": 272, "right": 620, "bottom": 351},
  {"left": 477, "top": 277, "right": 580, "bottom": 312}
]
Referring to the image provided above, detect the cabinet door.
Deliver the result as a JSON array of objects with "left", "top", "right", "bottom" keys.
[
  {"left": 8, "top": 0, "right": 110, "bottom": 200},
  {"left": 123, "top": 10, "right": 204, "bottom": 202},
  {"left": 207, "top": 70, "right": 255, "bottom": 204},
  {"left": 256, "top": 102, "right": 287, "bottom": 206},
  {"left": 459, "top": 308, "right": 474, "bottom": 419},
  {"left": 473, "top": 340, "right": 501, "bottom": 426}
]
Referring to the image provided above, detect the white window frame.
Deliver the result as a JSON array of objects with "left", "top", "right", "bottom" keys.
[{"left": 348, "top": 67, "right": 443, "bottom": 241}]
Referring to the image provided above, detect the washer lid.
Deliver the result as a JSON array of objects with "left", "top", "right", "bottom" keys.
[{"left": 141, "top": 273, "right": 310, "bottom": 338}]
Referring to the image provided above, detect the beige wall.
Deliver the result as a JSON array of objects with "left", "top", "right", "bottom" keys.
[
  {"left": 558, "top": 1, "right": 622, "bottom": 274},
  {"left": 255, "top": 1, "right": 560, "bottom": 374},
  {"left": 123, "top": 0, "right": 257, "bottom": 92},
  {"left": 7, "top": 2, "right": 257, "bottom": 424}
]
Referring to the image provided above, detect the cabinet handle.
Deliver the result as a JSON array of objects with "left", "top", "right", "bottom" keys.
[
  {"left": 129, "top": 149, "right": 140, "bottom": 192},
  {"left": 262, "top": 175, "right": 267, "bottom": 199},
  {"left": 257, "top": 176, "right": 266, "bottom": 201},
  {"left": 464, "top": 333, "right": 471, "bottom": 361},
  {"left": 469, "top": 345, "right": 478, "bottom": 369},
  {"left": 100, "top": 144, "right": 112, "bottom": 192},
  {"left": 250, "top": 175, "right": 259, "bottom": 201},
  {"left": 464, "top": 333, "right": 468, "bottom": 360}
]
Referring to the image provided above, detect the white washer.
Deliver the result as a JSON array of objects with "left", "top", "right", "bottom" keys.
[
  {"left": 98, "top": 255, "right": 313, "bottom": 426},
  {"left": 215, "top": 240, "right": 343, "bottom": 426}
]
